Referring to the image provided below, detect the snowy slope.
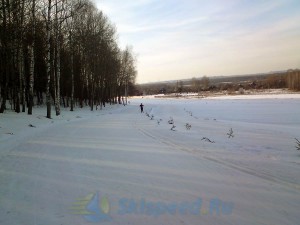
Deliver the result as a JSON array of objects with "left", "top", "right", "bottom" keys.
[{"left": 0, "top": 96, "right": 300, "bottom": 225}]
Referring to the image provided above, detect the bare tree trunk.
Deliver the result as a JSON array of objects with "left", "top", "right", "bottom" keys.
[
  {"left": 90, "top": 76, "right": 94, "bottom": 111},
  {"left": 54, "top": 0, "right": 61, "bottom": 116},
  {"left": 55, "top": 36, "right": 61, "bottom": 116},
  {"left": 0, "top": 0, "right": 9, "bottom": 113},
  {"left": 46, "top": 0, "right": 52, "bottom": 119},
  {"left": 28, "top": 0, "right": 35, "bottom": 115},
  {"left": 125, "top": 80, "right": 128, "bottom": 105},
  {"left": 28, "top": 45, "right": 34, "bottom": 114},
  {"left": 21, "top": 48, "right": 26, "bottom": 112},
  {"left": 15, "top": 0, "right": 26, "bottom": 113},
  {"left": 70, "top": 32, "right": 74, "bottom": 111},
  {"left": 16, "top": 47, "right": 26, "bottom": 113},
  {"left": 15, "top": 49, "right": 21, "bottom": 114}
]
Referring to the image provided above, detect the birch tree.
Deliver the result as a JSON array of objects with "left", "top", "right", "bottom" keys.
[
  {"left": 28, "top": 0, "right": 36, "bottom": 114},
  {"left": 45, "top": 0, "right": 52, "bottom": 118}
]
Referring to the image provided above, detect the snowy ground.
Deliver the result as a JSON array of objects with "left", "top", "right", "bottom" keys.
[{"left": 0, "top": 94, "right": 300, "bottom": 225}]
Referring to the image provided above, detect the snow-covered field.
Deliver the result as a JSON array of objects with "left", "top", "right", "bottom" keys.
[{"left": 0, "top": 94, "right": 300, "bottom": 225}]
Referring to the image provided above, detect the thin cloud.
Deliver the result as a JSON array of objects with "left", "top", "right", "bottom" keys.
[{"left": 119, "top": 16, "right": 207, "bottom": 33}]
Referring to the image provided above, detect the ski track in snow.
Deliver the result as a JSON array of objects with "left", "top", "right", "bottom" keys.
[{"left": 0, "top": 96, "right": 300, "bottom": 225}]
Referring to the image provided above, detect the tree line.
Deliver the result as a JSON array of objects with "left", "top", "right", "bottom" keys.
[
  {"left": 0, "top": 0, "right": 137, "bottom": 118},
  {"left": 137, "top": 70, "right": 300, "bottom": 95}
]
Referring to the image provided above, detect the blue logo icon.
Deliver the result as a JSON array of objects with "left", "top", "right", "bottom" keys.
[{"left": 71, "top": 192, "right": 111, "bottom": 222}]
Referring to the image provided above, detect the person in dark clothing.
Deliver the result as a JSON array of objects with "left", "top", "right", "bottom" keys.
[{"left": 140, "top": 103, "right": 144, "bottom": 113}]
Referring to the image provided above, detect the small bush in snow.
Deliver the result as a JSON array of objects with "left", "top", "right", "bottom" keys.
[
  {"left": 185, "top": 123, "right": 192, "bottom": 130},
  {"left": 150, "top": 115, "right": 154, "bottom": 120},
  {"left": 201, "top": 137, "right": 215, "bottom": 143},
  {"left": 168, "top": 117, "right": 174, "bottom": 124},
  {"left": 170, "top": 125, "right": 176, "bottom": 131},
  {"left": 184, "top": 109, "right": 193, "bottom": 116},
  {"left": 295, "top": 138, "right": 300, "bottom": 150},
  {"left": 227, "top": 128, "right": 234, "bottom": 138},
  {"left": 157, "top": 119, "right": 162, "bottom": 125}
]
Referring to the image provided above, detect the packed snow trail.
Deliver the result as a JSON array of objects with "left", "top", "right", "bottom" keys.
[{"left": 0, "top": 98, "right": 300, "bottom": 225}]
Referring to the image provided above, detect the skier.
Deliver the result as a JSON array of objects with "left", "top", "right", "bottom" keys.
[{"left": 140, "top": 103, "right": 144, "bottom": 113}]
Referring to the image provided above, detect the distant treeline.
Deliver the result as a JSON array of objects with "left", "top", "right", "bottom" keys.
[
  {"left": 137, "top": 70, "right": 300, "bottom": 95},
  {"left": 0, "top": 0, "right": 137, "bottom": 118}
]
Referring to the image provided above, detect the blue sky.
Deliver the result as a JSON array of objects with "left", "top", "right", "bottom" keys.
[{"left": 94, "top": 0, "right": 300, "bottom": 83}]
